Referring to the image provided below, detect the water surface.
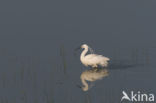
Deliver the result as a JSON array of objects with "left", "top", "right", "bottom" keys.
[{"left": 0, "top": 0, "right": 156, "bottom": 103}]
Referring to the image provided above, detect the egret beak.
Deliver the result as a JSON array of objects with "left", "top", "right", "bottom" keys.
[
  {"left": 74, "top": 46, "right": 81, "bottom": 51},
  {"left": 74, "top": 46, "right": 81, "bottom": 56}
]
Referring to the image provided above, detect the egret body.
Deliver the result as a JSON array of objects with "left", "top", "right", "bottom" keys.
[{"left": 80, "top": 44, "right": 110, "bottom": 68}]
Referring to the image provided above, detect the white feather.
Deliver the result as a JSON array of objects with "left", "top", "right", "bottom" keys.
[{"left": 80, "top": 44, "right": 110, "bottom": 68}]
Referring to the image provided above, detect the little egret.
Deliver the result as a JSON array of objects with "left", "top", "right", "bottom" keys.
[
  {"left": 76, "top": 44, "right": 110, "bottom": 68},
  {"left": 80, "top": 68, "right": 108, "bottom": 91}
]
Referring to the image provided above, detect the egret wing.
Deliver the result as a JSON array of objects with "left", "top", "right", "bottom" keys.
[
  {"left": 86, "top": 54, "right": 109, "bottom": 61},
  {"left": 85, "top": 54, "right": 97, "bottom": 59},
  {"left": 97, "top": 55, "right": 110, "bottom": 61}
]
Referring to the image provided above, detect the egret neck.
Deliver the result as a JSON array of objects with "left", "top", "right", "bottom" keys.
[{"left": 80, "top": 46, "right": 88, "bottom": 61}]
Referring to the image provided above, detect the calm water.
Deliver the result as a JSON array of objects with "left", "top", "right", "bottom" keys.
[
  {"left": 0, "top": 0, "right": 156, "bottom": 103},
  {"left": 0, "top": 40, "right": 155, "bottom": 103}
]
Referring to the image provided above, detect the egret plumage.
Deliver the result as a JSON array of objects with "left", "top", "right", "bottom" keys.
[{"left": 79, "top": 44, "right": 110, "bottom": 68}]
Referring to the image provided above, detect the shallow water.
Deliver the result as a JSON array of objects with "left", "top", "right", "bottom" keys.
[
  {"left": 0, "top": 0, "right": 156, "bottom": 103},
  {"left": 0, "top": 40, "right": 155, "bottom": 103}
]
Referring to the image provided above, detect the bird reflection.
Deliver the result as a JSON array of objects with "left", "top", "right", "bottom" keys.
[{"left": 79, "top": 68, "right": 109, "bottom": 91}]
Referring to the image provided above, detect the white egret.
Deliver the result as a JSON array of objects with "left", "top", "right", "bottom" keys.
[
  {"left": 79, "top": 44, "right": 110, "bottom": 68},
  {"left": 80, "top": 68, "right": 108, "bottom": 91}
]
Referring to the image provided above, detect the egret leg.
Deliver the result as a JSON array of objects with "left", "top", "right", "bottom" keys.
[
  {"left": 92, "top": 65, "right": 99, "bottom": 72},
  {"left": 93, "top": 68, "right": 98, "bottom": 72},
  {"left": 89, "top": 66, "right": 93, "bottom": 69},
  {"left": 92, "top": 64, "right": 97, "bottom": 68}
]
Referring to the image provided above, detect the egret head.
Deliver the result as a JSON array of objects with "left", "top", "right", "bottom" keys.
[
  {"left": 81, "top": 44, "right": 94, "bottom": 54},
  {"left": 75, "top": 44, "right": 88, "bottom": 51},
  {"left": 74, "top": 44, "right": 90, "bottom": 56},
  {"left": 81, "top": 44, "right": 88, "bottom": 49}
]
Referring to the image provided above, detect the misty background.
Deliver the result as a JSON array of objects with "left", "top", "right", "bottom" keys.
[{"left": 0, "top": 0, "right": 156, "bottom": 103}]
